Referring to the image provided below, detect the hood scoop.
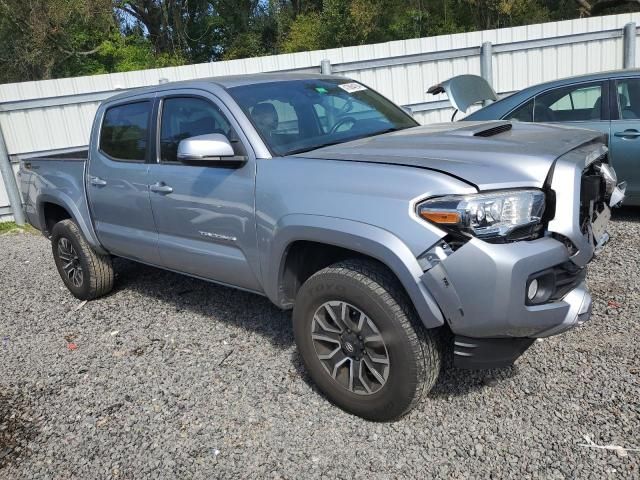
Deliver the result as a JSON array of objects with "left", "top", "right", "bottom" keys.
[
  {"left": 473, "top": 122, "right": 512, "bottom": 137},
  {"left": 446, "top": 121, "right": 513, "bottom": 138}
]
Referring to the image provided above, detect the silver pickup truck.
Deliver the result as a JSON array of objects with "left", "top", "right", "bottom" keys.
[{"left": 18, "top": 73, "right": 625, "bottom": 420}]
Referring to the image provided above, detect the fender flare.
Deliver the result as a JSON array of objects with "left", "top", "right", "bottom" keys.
[
  {"left": 264, "top": 214, "right": 444, "bottom": 329},
  {"left": 36, "top": 191, "right": 107, "bottom": 255}
]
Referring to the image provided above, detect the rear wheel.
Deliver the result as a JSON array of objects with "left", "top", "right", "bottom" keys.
[
  {"left": 293, "top": 259, "right": 441, "bottom": 421},
  {"left": 51, "top": 219, "right": 114, "bottom": 300}
]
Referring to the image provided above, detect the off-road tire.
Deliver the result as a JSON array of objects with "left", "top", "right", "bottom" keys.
[
  {"left": 51, "top": 219, "right": 114, "bottom": 300},
  {"left": 293, "top": 259, "right": 441, "bottom": 421}
]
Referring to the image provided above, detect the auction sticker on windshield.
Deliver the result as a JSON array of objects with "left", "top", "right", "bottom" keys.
[{"left": 339, "top": 82, "right": 368, "bottom": 93}]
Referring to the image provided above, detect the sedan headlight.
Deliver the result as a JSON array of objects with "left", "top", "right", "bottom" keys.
[{"left": 417, "top": 189, "right": 546, "bottom": 240}]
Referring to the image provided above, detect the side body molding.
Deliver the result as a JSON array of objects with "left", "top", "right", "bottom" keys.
[{"left": 263, "top": 214, "right": 445, "bottom": 329}]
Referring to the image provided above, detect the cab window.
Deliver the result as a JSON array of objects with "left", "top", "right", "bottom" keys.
[{"left": 100, "top": 101, "right": 151, "bottom": 162}]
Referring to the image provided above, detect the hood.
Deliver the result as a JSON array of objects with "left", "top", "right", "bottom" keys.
[
  {"left": 296, "top": 121, "right": 605, "bottom": 191},
  {"left": 427, "top": 74, "right": 498, "bottom": 113}
]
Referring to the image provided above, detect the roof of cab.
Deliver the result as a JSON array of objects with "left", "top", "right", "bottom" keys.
[{"left": 105, "top": 72, "right": 348, "bottom": 103}]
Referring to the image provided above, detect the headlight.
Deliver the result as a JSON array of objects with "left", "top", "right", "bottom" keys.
[{"left": 417, "top": 189, "right": 546, "bottom": 240}]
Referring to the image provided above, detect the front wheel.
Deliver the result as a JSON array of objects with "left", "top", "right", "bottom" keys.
[
  {"left": 293, "top": 259, "right": 441, "bottom": 421},
  {"left": 51, "top": 219, "right": 114, "bottom": 300}
]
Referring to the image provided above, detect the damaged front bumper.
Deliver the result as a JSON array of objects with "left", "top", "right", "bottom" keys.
[
  {"left": 421, "top": 236, "right": 594, "bottom": 369},
  {"left": 422, "top": 237, "right": 593, "bottom": 338}
]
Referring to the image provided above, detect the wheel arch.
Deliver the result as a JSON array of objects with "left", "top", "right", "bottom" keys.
[
  {"left": 36, "top": 192, "right": 107, "bottom": 254},
  {"left": 265, "top": 214, "right": 444, "bottom": 329}
]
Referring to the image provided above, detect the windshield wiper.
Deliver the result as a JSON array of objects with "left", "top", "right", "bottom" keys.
[{"left": 285, "top": 128, "right": 403, "bottom": 156}]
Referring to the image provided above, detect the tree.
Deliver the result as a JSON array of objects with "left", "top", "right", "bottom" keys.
[
  {"left": 0, "top": 0, "right": 116, "bottom": 81},
  {"left": 1, "top": 0, "right": 639, "bottom": 84},
  {"left": 113, "top": 0, "right": 225, "bottom": 62},
  {"left": 572, "top": 0, "right": 640, "bottom": 15},
  {"left": 281, "top": 12, "right": 323, "bottom": 52}
]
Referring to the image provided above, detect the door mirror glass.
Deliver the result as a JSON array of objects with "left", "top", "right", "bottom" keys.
[{"left": 177, "top": 133, "right": 235, "bottom": 163}]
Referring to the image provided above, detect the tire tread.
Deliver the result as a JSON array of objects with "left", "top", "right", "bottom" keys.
[{"left": 52, "top": 219, "right": 114, "bottom": 300}]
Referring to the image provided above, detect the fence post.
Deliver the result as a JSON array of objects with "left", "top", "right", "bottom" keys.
[
  {"left": 480, "top": 42, "right": 494, "bottom": 105},
  {"left": 320, "top": 59, "right": 332, "bottom": 75},
  {"left": 0, "top": 124, "right": 25, "bottom": 225},
  {"left": 623, "top": 22, "right": 636, "bottom": 69}
]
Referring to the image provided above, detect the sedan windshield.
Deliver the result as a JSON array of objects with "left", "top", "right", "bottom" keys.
[{"left": 228, "top": 79, "right": 418, "bottom": 156}]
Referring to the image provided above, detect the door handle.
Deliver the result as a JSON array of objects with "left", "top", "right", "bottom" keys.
[
  {"left": 150, "top": 182, "right": 173, "bottom": 194},
  {"left": 90, "top": 176, "right": 107, "bottom": 187},
  {"left": 614, "top": 130, "right": 640, "bottom": 138}
]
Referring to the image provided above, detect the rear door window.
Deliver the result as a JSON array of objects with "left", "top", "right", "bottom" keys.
[
  {"left": 100, "top": 101, "right": 151, "bottom": 162},
  {"left": 534, "top": 82, "right": 603, "bottom": 122}
]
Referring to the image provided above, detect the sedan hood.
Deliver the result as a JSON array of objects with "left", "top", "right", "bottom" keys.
[{"left": 297, "top": 121, "right": 605, "bottom": 191}]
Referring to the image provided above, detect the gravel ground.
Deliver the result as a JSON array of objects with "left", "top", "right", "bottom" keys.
[{"left": 0, "top": 210, "right": 639, "bottom": 479}]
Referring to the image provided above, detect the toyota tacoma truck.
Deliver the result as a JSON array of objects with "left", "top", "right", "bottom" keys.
[{"left": 18, "top": 73, "right": 625, "bottom": 421}]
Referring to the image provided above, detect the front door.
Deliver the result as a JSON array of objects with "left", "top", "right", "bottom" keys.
[
  {"left": 87, "top": 97, "right": 161, "bottom": 265},
  {"left": 147, "top": 92, "right": 261, "bottom": 291},
  {"left": 609, "top": 77, "right": 640, "bottom": 204}
]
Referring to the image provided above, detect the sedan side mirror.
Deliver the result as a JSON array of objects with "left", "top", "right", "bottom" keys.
[{"left": 177, "top": 133, "right": 241, "bottom": 164}]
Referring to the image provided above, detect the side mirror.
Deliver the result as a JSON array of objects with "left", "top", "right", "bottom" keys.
[
  {"left": 177, "top": 133, "right": 239, "bottom": 164},
  {"left": 402, "top": 106, "right": 413, "bottom": 116}
]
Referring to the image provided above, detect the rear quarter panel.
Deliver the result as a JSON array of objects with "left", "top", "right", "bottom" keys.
[{"left": 20, "top": 157, "right": 103, "bottom": 252}]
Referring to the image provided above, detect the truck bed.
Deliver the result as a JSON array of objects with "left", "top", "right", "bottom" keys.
[
  {"left": 24, "top": 148, "right": 88, "bottom": 162},
  {"left": 19, "top": 148, "right": 89, "bottom": 232}
]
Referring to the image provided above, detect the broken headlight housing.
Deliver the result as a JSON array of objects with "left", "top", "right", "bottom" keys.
[{"left": 417, "top": 189, "right": 546, "bottom": 241}]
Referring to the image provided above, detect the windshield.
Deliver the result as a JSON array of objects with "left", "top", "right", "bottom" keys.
[{"left": 228, "top": 79, "right": 418, "bottom": 156}]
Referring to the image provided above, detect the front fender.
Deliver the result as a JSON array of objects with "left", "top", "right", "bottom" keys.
[
  {"left": 36, "top": 191, "right": 106, "bottom": 255},
  {"left": 263, "top": 214, "right": 444, "bottom": 329}
]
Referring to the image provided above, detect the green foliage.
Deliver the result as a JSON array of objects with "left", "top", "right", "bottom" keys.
[
  {"left": 0, "top": 221, "right": 36, "bottom": 234},
  {"left": 0, "top": 0, "right": 638, "bottom": 83},
  {"left": 93, "top": 34, "right": 185, "bottom": 73},
  {"left": 0, "top": 221, "right": 17, "bottom": 234},
  {"left": 281, "top": 13, "right": 324, "bottom": 53},
  {"left": 0, "top": 0, "right": 115, "bottom": 82}
]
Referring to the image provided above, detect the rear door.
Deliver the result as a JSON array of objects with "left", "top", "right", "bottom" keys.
[
  {"left": 147, "top": 90, "right": 261, "bottom": 291},
  {"left": 608, "top": 77, "right": 640, "bottom": 204},
  {"left": 87, "top": 96, "right": 161, "bottom": 264},
  {"left": 504, "top": 80, "right": 611, "bottom": 138}
]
